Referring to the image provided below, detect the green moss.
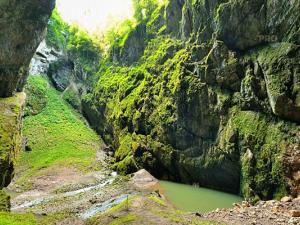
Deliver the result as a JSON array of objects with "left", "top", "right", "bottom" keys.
[
  {"left": 62, "top": 88, "right": 81, "bottom": 110},
  {"left": 246, "top": 42, "right": 295, "bottom": 97},
  {"left": 229, "top": 107, "right": 293, "bottom": 199},
  {"left": 46, "top": 8, "right": 68, "bottom": 50},
  {"left": 108, "top": 213, "right": 137, "bottom": 225},
  {"left": 0, "top": 93, "right": 25, "bottom": 189},
  {"left": 148, "top": 195, "right": 166, "bottom": 206},
  {"left": 0, "top": 190, "right": 10, "bottom": 212},
  {"left": 84, "top": 36, "right": 195, "bottom": 175},
  {"left": 16, "top": 75, "right": 102, "bottom": 190},
  {"left": 0, "top": 212, "right": 70, "bottom": 225},
  {"left": 25, "top": 75, "right": 48, "bottom": 116},
  {"left": 0, "top": 212, "right": 36, "bottom": 225}
]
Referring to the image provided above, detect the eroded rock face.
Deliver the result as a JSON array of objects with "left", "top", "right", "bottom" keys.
[
  {"left": 78, "top": 0, "right": 300, "bottom": 200},
  {"left": 0, "top": 93, "right": 26, "bottom": 189},
  {"left": 0, "top": 0, "right": 55, "bottom": 97}
]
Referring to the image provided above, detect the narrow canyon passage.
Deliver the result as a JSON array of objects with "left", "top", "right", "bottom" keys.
[{"left": 0, "top": 0, "right": 300, "bottom": 224}]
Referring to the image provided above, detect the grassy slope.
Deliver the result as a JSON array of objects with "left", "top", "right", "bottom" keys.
[{"left": 15, "top": 75, "right": 102, "bottom": 189}]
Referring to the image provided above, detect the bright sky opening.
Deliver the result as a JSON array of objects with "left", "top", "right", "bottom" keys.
[{"left": 56, "top": 0, "right": 134, "bottom": 33}]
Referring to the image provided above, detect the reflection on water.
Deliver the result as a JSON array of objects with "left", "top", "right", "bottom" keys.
[{"left": 160, "top": 180, "right": 243, "bottom": 213}]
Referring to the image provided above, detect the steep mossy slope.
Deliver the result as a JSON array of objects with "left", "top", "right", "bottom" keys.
[
  {"left": 14, "top": 75, "right": 102, "bottom": 190},
  {"left": 78, "top": 0, "right": 300, "bottom": 201}
]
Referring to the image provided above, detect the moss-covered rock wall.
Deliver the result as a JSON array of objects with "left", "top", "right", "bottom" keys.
[
  {"left": 0, "top": 93, "right": 26, "bottom": 211},
  {"left": 79, "top": 0, "right": 300, "bottom": 201},
  {"left": 0, "top": 0, "right": 54, "bottom": 210}
]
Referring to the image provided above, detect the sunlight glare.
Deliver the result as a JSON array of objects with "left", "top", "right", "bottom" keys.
[{"left": 56, "top": 0, "right": 134, "bottom": 33}]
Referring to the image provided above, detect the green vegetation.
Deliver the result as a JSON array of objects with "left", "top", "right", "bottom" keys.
[
  {"left": 83, "top": 36, "right": 187, "bottom": 174},
  {"left": 16, "top": 75, "right": 102, "bottom": 189},
  {"left": 62, "top": 87, "right": 81, "bottom": 110},
  {"left": 87, "top": 195, "right": 222, "bottom": 225},
  {"left": 132, "top": 0, "right": 161, "bottom": 21},
  {"left": 0, "top": 93, "right": 25, "bottom": 190},
  {"left": 0, "top": 190, "right": 10, "bottom": 211},
  {"left": 0, "top": 212, "right": 36, "bottom": 225},
  {"left": 78, "top": 0, "right": 299, "bottom": 202},
  {"left": 229, "top": 107, "right": 293, "bottom": 200},
  {"left": 47, "top": 8, "right": 101, "bottom": 77},
  {"left": 0, "top": 212, "right": 72, "bottom": 225},
  {"left": 67, "top": 25, "right": 101, "bottom": 74},
  {"left": 24, "top": 75, "right": 48, "bottom": 116},
  {"left": 148, "top": 195, "right": 166, "bottom": 206},
  {"left": 105, "top": 19, "right": 137, "bottom": 51},
  {"left": 46, "top": 8, "right": 68, "bottom": 50},
  {"left": 108, "top": 213, "right": 138, "bottom": 225}
]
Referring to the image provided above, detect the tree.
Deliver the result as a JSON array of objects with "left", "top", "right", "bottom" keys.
[{"left": 132, "top": 0, "right": 159, "bottom": 21}]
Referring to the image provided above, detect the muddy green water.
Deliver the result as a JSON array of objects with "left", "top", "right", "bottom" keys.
[{"left": 160, "top": 181, "right": 243, "bottom": 212}]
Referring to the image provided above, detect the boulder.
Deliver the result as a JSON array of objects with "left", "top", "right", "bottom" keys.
[
  {"left": 281, "top": 196, "right": 292, "bottom": 203},
  {"left": 130, "top": 169, "right": 159, "bottom": 191}
]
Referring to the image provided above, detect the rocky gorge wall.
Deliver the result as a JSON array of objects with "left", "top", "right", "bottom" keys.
[
  {"left": 79, "top": 0, "right": 300, "bottom": 201},
  {"left": 0, "top": 0, "right": 55, "bottom": 97},
  {"left": 0, "top": 0, "right": 55, "bottom": 210},
  {"left": 33, "top": 0, "right": 300, "bottom": 202}
]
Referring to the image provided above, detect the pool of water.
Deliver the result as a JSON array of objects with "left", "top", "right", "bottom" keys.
[{"left": 160, "top": 180, "right": 243, "bottom": 213}]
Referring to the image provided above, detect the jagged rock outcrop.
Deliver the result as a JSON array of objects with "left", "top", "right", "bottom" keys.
[
  {"left": 0, "top": 0, "right": 55, "bottom": 97},
  {"left": 30, "top": 40, "right": 62, "bottom": 76},
  {"left": 47, "top": 55, "right": 94, "bottom": 111}
]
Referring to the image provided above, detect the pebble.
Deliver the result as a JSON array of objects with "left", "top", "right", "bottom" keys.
[
  {"left": 290, "top": 210, "right": 300, "bottom": 217},
  {"left": 281, "top": 196, "right": 292, "bottom": 203},
  {"left": 205, "top": 199, "right": 300, "bottom": 225},
  {"left": 293, "top": 196, "right": 300, "bottom": 202}
]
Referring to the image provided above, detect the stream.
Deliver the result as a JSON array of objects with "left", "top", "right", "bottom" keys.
[
  {"left": 160, "top": 180, "right": 243, "bottom": 213},
  {"left": 11, "top": 178, "right": 115, "bottom": 211}
]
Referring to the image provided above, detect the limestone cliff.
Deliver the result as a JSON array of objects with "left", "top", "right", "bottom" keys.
[
  {"left": 32, "top": 0, "right": 299, "bottom": 201},
  {"left": 80, "top": 0, "right": 300, "bottom": 201}
]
